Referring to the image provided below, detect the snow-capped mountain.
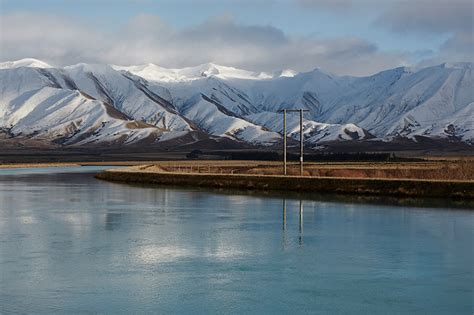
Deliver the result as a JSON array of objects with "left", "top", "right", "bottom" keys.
[
  {"left": 0, "top": 58, "right": 52, "bottom": 70},
  {"left": 0, "top": 58, "right": 472, "bottom": 147},
  {"left": 112, "top": 63, "right": 276, "bottom": 82}
]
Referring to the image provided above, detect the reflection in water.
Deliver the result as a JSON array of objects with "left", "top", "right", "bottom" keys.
[
  {"left": 0, "top": 167, "right": 473, "bottom": 314},
  {"left": 299, "top": 200, "right": 304, "bottom": 246},
  {"left": 105, "top": 212, "right": 123, "bottom": 231},
  {"left": 281, "top": 199, "right": 304, "bottom": 247},
  {"left": 282, "top": 199, "right": 287, "bottom": 249}
]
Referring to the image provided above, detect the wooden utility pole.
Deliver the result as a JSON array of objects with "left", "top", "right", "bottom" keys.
[
  {"left": 299, "top": 109, "right": 304, "bottom": 176},
  {"left": 278, "top": 108, "right": 308, "bottom": 176},
  {"left": 283, "top": 109, "right": 287, "bottom": 175}
]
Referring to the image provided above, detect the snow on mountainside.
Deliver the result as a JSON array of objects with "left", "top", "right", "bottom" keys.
[
  {"left": 315, "top": 63, "right": 474, "bottom": 142},
  {"left": 3, "top": 87, "right": 160, "bottom": 145},
  {"left": 247, "top": 111, "right": 372, "bottom": 143},
  {"left": 61, "top": 63, "right": 192, "bottom": 131},
  {"left": 0, "top": 67, "right": 162, "bottom": 146},
  {"left": 0, "top": 62, "right": 279, "bottom": 145},
  {"left": 0, "top": 59, "right": 472, "bottom": 147}
]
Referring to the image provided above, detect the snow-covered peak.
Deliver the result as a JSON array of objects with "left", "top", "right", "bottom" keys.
[
  {"left": 0, "top": 58, "right": 52, "bottom": 69},
  {"left": 278, "top": 69, "right": 298, "bottom": 78},
  {"left": 185, "top": 63, "right": 273, "bottom": 80},
  {"left": 113, "top": 62, "right": 275, "bottom": 82},
  {"left": 112, "top": 63, "right": 177, "bottom": 82},
  {"left": 64, "top": 62, "right": 117, "bottom": 74},
  {"left": 308, "top": 67, "right": 336, "bottom": 77}
]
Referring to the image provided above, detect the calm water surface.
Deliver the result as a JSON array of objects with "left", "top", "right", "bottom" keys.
[{"left": 0, "top": 166, "right": 473, "bottom": 314}]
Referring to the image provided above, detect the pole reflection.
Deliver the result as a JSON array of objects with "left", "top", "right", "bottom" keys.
[
  {"left": 282, "top": 199, "right": 288, "bottom": 249},
  {"left": 280, "top": 199, "right": 304, "bottom": 247},
  {"left": 105, "top": 212, "right": 124, "bottom": 231},
  {"left": 299, "top": 200, "right": 304, "bottom": 246}
]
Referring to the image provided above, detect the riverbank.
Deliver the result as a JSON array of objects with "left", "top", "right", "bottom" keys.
[{"left": 96, "top": 165, "right": 474, "bottom": 199}]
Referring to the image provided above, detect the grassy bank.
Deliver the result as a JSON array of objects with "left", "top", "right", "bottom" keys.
[
  {"left": 130, "top": 160, "right": 474, "bottom": 180},
  {"left": 96, "top": 167, "right": 474, "bottom": 199}
]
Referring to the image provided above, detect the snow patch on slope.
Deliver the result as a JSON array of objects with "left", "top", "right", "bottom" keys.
[
  {"left": 247, "top": 111, "right": 371, "bottom": 144},
  {"left": 3, "top": 87, "right": 160, "bottom": 145},
  {"left": 181, "top": 96, "right": 280, "bottom": 144}
]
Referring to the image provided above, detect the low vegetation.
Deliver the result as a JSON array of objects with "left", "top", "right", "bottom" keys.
[
  {"left": 135, "top": 160, "right": 474, "bottom": 181},
  {"left": 97, "top": 163, "right": 474, "bottom": 199}
]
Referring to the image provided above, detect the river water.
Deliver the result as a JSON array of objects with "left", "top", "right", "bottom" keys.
[{"left": 0, "top": 166, "right": 472, "bottom": 314}]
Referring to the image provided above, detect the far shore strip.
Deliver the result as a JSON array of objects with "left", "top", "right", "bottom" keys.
[
  {"left": 0, "top": 161, "right": 157, "bottom": 169},
  {"left": 96, "top": 166, "right": 474, "bottom": 199}
]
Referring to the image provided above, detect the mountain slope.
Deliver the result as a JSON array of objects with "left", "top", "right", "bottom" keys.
[
  {"left": 243, "top": 63, "right": 473, "bottom": 142},
  {"left": 1, "top": 86, "right": 161, "bottom": 146},
  {"left": 0, "top": 59, "right": 472, "bottom": 147},
  {"left": 0, "top": 66, "right": 163, "bottom": 145}
]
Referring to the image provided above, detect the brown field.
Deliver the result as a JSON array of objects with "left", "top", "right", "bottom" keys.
[
  {"left": 96, "top": 165, "right": 474, "bottom": 199},
  {"left": 127, "top": 160, "right": 474, "bottom": 181},
  {"left": 0, "top": 157, "right": 474, "bottom": 181},
  {"left": 1, "top": 159, "right": 470, "bottom": 198},
  {"left": 1, "top": 159, "right": 472, "bottom": 181}
]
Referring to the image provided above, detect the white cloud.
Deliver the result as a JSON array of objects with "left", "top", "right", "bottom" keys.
[
  {"left": 375, "top": 0, "right": 473, "bottom": 66},
  {"left": 416, "top": 32, "right": 474, "bottom": 67},
  {"left": 297, "top": 0, "right": 473, "bottom": 67},
  {"left": 0, "top": 12, "right": 108, "bottom": 64},
  {"left": 0, "top": 11, "right": 427, "bottom": 76},
  {"left": 375, "top": 0, "right": 472, "bottom": 34}
]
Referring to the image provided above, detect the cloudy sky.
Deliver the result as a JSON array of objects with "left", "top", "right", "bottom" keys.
[{"left": 0, "top": 0, "right": 472, "bottom": 76}]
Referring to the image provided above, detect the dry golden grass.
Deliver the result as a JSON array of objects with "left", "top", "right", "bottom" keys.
[
  {"left": 97, "top": 167, "right": 474, "bottom": 199},
  {"left": 138, "top": 160, "right": 474, "bottom": 181},
  {"left": 3, "top": 159, "right": 471, "bottom": 181}
]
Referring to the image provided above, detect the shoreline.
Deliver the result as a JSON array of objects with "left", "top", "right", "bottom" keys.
[
  {"left": 0, "top": 161, "right": 155, "bottom": 169},
  {"left": 95, "top": 168, "right": 474, "bottom": 199},
  {"left": 0, "top": 162, "right": 80, "bottom": 169}
]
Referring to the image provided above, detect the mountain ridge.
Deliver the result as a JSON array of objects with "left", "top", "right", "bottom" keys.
[{"left": 0, "top": 59, "right": 472, "bottom": 148}]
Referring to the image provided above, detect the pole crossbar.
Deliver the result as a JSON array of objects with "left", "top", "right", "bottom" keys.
[{"left": 277, "top": 110, "right": 309, "bottom": 114}]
